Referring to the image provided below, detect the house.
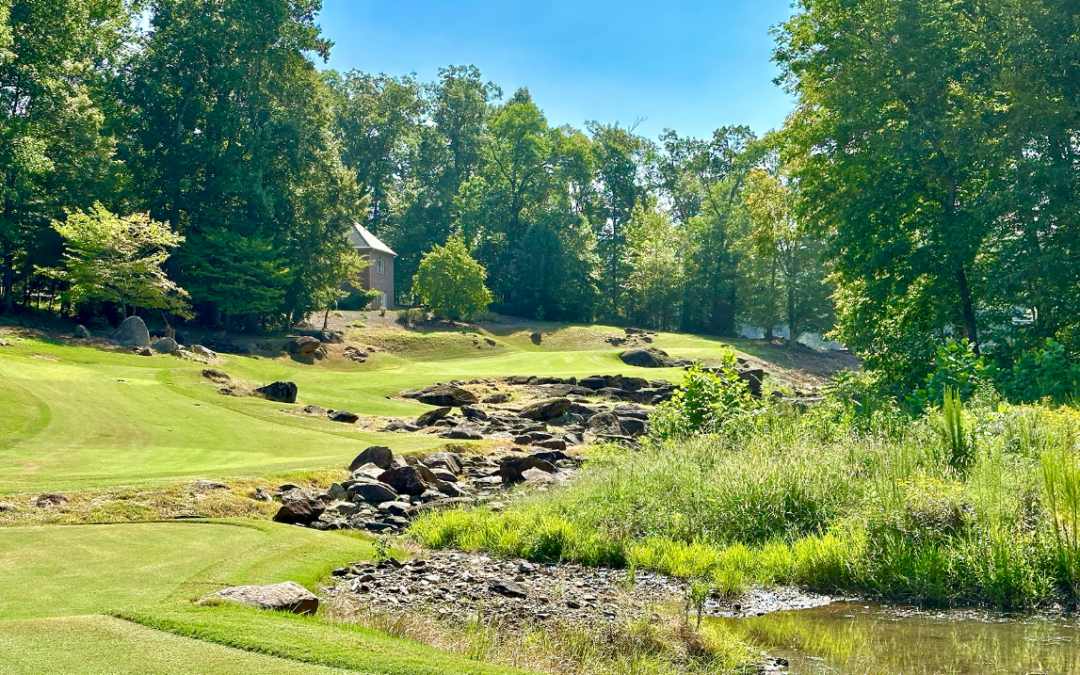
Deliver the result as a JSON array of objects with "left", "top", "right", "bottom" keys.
[{"left": 348, "top": 223, "right": 396, "bottom": 310}]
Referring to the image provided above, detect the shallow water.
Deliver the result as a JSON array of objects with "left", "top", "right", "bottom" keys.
[{"left": 716, "top": 602, "right": 1080, "bottom": 674}]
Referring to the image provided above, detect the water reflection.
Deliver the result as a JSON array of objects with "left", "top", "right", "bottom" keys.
[{"left": 714, "top": 602, "right": 1080, "bottom": 674}]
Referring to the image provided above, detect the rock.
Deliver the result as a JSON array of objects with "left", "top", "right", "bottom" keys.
[
  {"left": 378, "top": 501, "right": 412, "bottom": 517},
  {"left": 73, "top": 324, "right": 91, "bottom": 339},
  {"left": 349, "top": 446, "right": 394, "bottom": 471},
  {"left": 586, "top": 411, "right": 622, "bottom": 434},
  {"left": 136, "top": 347, "right": 154, "bottom": 356},
  {"left": 430, "top": 468, "right": 458, "bottom": 483},
  {"left": 578, "top": 375, "right": 607, "bottom": 390},
  {"left": 189, "top": 479, "right": 228, "bottom": 491},
  {"left": 619, "top": 417, "right": 649, "bottom": 437},
  {"left": 416, "top": 406, "right": 452, "bottom": 427},
  {"left": 328, "top": 409, "right": 360, "bottom": 424},
  {"left": 346, "top": 480, "right": 399, "bottom": 503},
  {"left": 192, "top": 344, "right": 217, "bottom": 359},
  {"left": 255, "top": 381, "right": 298, "bottom": 404},
  {"left": 202, "top": 368, "right": 230, "bottom": 383},
  {"left": 461, "top": 405, "right": 488, "bottom": 420},
  {"left": 482, "top": 392, "right": 512, "bottom": 404},
  {"left": 34, "top": 493, "right": 68, "bottom": 508},
  {"left": 378, "top": 466, "right": 436, "bottom": 496},
  {"left": 416, "top": 386, "right": 478, "bottom": 407},
  {"left": 530, "top": 332, "right": 542, "bottom": 345},
  {"left": 328, "top": 482, "right": 348, "bottom": 500},
  {"left": 197, "top": 581, "right": 318, "bottom": 615},
  {"left": 534, "top": 438, "right": 567, "bottom": 451},
  {"left": 490, "top": 580, "right": 528, "bottom": 598},
  {"left": 619, "top": 347, "right": 671, "bottom": 368},
  {"left": 151, "top": 337, "right": 179, "bottom": 354},
  {"left": 111, "top": 316, "right": 151, "bottom": 348},
  {"left": 424, "top": 452, "right": 463, "bottom": 475},
  {"left": 286, "top": 336, "right": 321, "bottom": 357},
  {"left": 739, "top": 368, "right": 765, "bottom": 398},
  {"left": 441, "top": 427, "right": 482, "bottom": 440},
  {"left": 272, "top": 498, "right": 325, "bottom": 525},
  {"left": 499, "top": 456, "right": 557, "bottom": 483},
  {"left": 519, "top": 397, "right": 572, "bottom": 422},
  {"left": 302, "top": 404, "right": 326, "bottom": 415}
]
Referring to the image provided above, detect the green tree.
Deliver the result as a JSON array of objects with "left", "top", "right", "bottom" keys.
[
  {"left": 411, "top": 238, "right": 492, "bottom": 321},
  {"left": 126, "top": 0, "right": 359, "bottom": 327},
  {"left": 741, "top": 165, "right": 831, "bottom": 347},
  {"left": 44, "top": 203, "right": 188, "bottom": 316},
  {"left": 625, "top": 204, "right": 685, "bottom": 330},
  {"left": 0, "top": 0, "right": 127, "bottom": 312}
]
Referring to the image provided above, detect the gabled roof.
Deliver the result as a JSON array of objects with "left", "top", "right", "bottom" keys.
[{"left": 349, "top": 223, "right": 397, "bottom": 257}]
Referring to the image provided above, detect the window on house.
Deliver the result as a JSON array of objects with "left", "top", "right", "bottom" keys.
[{"left": 377, "top": 258, "right": 384, "bottom": 275}]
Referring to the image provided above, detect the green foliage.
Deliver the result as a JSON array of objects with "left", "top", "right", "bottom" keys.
[
  {"left": 411, "top": 238, "right": 493, "bottom": 321},
  {"left": 998, "top": 339, "right": 1080, "bottom": 404},
  {"left": 651, "top": 358, "right": 755, "bottom": 439},
  {"left": 44, "top": 203, "right": 189, "bottom": 316},
  {"left": 912, "top": 339, "right": 990, "bottom": 408}
]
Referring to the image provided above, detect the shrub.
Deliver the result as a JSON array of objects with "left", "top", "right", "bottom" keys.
[
  {"left": 911, "top": 338, "right": 991, "bottom": 409},
  {"left": 997, "top": 339, "right": 1080, "bottom": 404},
  {"left": 410, "top": 238, "right": 493, "bottom": 321},
  {"left": 651, "top": 356, "right": 755, "bottom": 439}
]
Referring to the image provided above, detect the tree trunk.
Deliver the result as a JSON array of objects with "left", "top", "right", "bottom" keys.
[
  {"left": 955, "top": 260, "right": 979, "bottom": 354},
  {"left": 787, "top": 286, "right": 797, "bottom": 350}
]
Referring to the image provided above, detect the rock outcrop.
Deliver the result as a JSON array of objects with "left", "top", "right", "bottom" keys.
[
  {"left": 112, "top": 316, "right": 151, "bottom": 348},
  {"left": 197, "top": 581, "right": 319, "bottom": 614}
]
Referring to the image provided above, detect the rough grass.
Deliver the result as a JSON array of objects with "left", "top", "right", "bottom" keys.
[{"left": 412, "top": 401, "right": 1080, "bottom": 609}]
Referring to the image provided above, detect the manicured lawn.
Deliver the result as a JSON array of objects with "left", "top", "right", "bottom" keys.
[
  {"left": 0, "top": 520, "right": 371, "bottom": 620},
  {"left": 0, "top": 328, "right": 714, "bottom": 492},
  {"left": 0, "top": 616, "right": 349, "bottom": 675}
]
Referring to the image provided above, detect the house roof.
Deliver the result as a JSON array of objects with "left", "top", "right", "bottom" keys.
[{"left": 349, "top": 223, "right": 397, "bottom": 257}]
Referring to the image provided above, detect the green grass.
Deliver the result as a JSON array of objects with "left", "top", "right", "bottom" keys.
[
  {"left": 0, "top": 327, "right": 731, "bottom": 492},
  {"left": 0, "top": 615, "right": 350, "bottom": 675},
  {"left": 120, "top": 604, "right": 524, "bottom": 675},
  {"left": 0, "top": 519, "right": 371, "bottom": 620}
]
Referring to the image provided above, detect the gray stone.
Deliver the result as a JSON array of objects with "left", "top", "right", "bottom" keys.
[
  {"left": 34, "top": 493, "right": 68, "bottom": 508},
  {"left": 73, "top": 324, "right": 91, "bottom": 339},
  {"left": 416, "top": 386, "right": 478, "bottom": 407},
  {"left": 349, "top": 446, "right": 394, "bottom": 471},
  {"left": 499, "top": 456, "right": 556, "bottom": 483},
  {"left": 619, "top": 348, "right": 671, "bottom": 368},
  {"left": 197, "top": 581, "right": 318, "bottom": 615},
  {"left": 416, "top": 406, "right": 452, "bottom": 427},
  {"left": 346, "top": 480, "right": 398, "bottom": 503},
  {"left": 272, "top": 497, "right": 325, "bottom": 525},
  {"left": 378, "top": 465, "right": 436, "bottom": 496},
  {"left": 351, "top": 462, "right": 386, "bottom": 480},
  {"left": 286, "top": 336, "right": 321, "bottom": 356},
  {"left": 151, "top": 337, "right": 179, "bottom": 353},
  {"left": 111, "top": 316, "right": 151, "bottom": 348},
  {"left": 423, "top": 451, "right": 463, "bottom": 475},
  {"left": 490, "top": 580, "right": 528, "bottom": 598},
  {"left": 255, "top": 381, "right": 297, "bottom": 404},
  {"left": 518, "top": 397, "right": 572, "bottom": 422},
  {"left": 192, "top": 344, "right": 217, "bottom": 359},
  {"left": 328, "top": 409, "right": 359, "bottom": 424}
]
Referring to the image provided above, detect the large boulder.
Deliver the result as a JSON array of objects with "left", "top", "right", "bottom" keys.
[
  {"left": 499, "top": 455, "right": 557, "bottom": 483},
  {"left": 197, "top": 581, "right": 318, "bottom": 615},
  {"left": 73, "top": 324, "right": 91, "bottom": 339},
  {"left": 255, "top": 381, "right": 297, "bottom": 404},
  {"left": 378, "top": 465, "right": 438, "bottom": 496},
  {"left": 586, "top": 411, "right": 622, "bottom": 434},
  {"left": 151, "top": 337, "right": 179, "bottom": 354},
  {"left": 619, "top": 348, "right": 671, "bottom": 368},
  {"left": 518, "top": 398, "right": 572, "bottom": 422},
  {"left": 349, "top": 446, "right": 394, "bottom": 472},
  {"left": 345, "top": 479, "right": 398, "bottom": 503},
  {"left": 416, "top": 386, "right": 478, "bottom": 407},
  {"left": 416, "top": 406, "right": 452, "bottom": 427},
  {"left": 285, "top": 336, "right": 321, "bottom": 357},
  {"left": 272, "top": 497, "right": 324, "bottom": 525},
  {"left": 328, "top": 409, "right": 359, "bottom": 424},
  {"left": 112, "top": 316, "right": 151, "bottom": 348},
  {"left": 423, "top": 451, "right": 463, "bottom": 475},
  {"left": 738, "top": 368, "right": 765, "bottom": 398}
]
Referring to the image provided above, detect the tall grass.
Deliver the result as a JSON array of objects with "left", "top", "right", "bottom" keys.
[{"left": 412, "top": 401, "right": 1080, "bottom": 608}]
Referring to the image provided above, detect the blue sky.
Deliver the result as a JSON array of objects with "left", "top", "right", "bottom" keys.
[{"left": 316, "top": 0, "right": 797, "bottom": 141}]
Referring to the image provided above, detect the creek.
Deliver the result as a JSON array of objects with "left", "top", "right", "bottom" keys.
[{"left": 715, "top": 602, "right": 1080, "bottom": 674}]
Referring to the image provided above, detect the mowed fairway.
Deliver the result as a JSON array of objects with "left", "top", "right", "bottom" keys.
[
  {"left": 0, "top": 520, "right": 523, "bottom": 675},
  {"left": 0, "top": 326, "right": 726, "bottom": 492}
]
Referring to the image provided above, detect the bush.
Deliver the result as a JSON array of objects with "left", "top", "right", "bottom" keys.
[
  {"left": 911, "top": 338, "right": 991, "bottom": 409},
  {"left": 651, "top": 356, "right": 756, "bottom": 439},
  {"left": 410, "top": 238, "right": 493, "bottom": 321},
  {"left": 997, "top": 339, "right": 1080, "bottom": 404}
]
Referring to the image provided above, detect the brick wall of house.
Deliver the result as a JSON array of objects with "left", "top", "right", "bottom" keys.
[{"left": 362, "top": 251, "right": 394, "bottom": 309}]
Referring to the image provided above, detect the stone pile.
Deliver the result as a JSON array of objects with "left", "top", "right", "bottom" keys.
[
  {"left": 326, "top": 550, "right": 684, "bottom": 628},
  {"left": 271, "top": 445, "right": 581, "bottom": 534}
]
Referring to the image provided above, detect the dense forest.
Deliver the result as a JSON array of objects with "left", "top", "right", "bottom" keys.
[{"left": 4, "top": 0, "right": 1080, "bottom": 397}]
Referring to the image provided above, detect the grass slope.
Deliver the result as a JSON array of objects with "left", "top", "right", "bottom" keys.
[
  {"left": 0, "top": 616, "right": 349, "bottom": 675},
  {"left": 0, "top": 519, "right": 371, "bottom": 620},
  {"left": 0, "top": 325, "right": 736, "bottom": 492}
]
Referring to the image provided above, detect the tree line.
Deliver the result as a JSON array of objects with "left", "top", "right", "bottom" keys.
[{"left": 0, "top": 0, "right": 830, "bottom": 342}]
